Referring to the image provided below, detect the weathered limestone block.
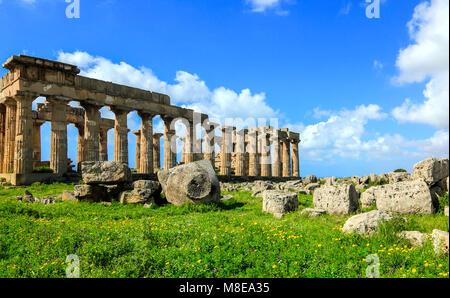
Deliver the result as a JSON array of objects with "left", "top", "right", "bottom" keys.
[
  {"left": 119, "top": 188, "right": 157, "bottom": 205},
  {"left": 303, "top": 175, "right": 318, "bottom": 185},
  {"left": 445, "top": 206, "right": 449, "bottom": 217},
  {"left": 412, "top": 157, "right": 449, "bottom": 186},
  {"left": 262, "top": 190, "right": 299, "bottom": 218},
  {"left": 398, "top": 231, "right": 428, "bottom": 247},
  {"left": 388, "top": 172, "right": 411, "bottom": 184},
  {"left": 375, "top": 179, "right": 436, "bottom": 214},
  {"left": 133, "top": 180, "right": 160, "bottom": 191},
  {"left": 251, "top": 181, "right": 275, "bottom": 197},
  {"left": 299, "top": 208, "right": 326, "bottom": 217},
  {"left": 432, "top": 229, "right": 449, "bottom": 256},
  {"left": 313, "top": 184, "right": 359, "bottom": 216},
  {"left": 81, "top": 161, "right": 132, "bottom": 185},
  {"left": 342, "top": 210, "right": 393, "bottom": 235},
  {"left": 157, "top": 160, "right": 220, "bottom": 206},
  {"left": 304, "top": 183, "right": 320, "bottom": 195},
  {"left": 360, "top": 187, "right": 377, "bottom": 209},
  {"left": 74, "top": 185, "right": 108, "bottom": 202},
  {"left": 62, "top": 190, "right": 77, "bottom": 202}
]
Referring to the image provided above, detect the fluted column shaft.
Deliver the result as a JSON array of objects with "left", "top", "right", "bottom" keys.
[
  {"left": 235, "top": 129, "right": 246, "bottom": 176},
  {"left": 248, "top": 128, "right": 259, "bottom": 177},
  {"left": 75, "top": 123, "right": 84, "bottom": 171},
  {"left": 49, "top": 100, "right": 68, "bottom": 175},
  {"left": 81, "top": 103, "right": 101, "bottom": 162},
  {"left": 282, "top": 140, "right": 291, "bottom": 177},
  {"left": 3, "top": 99, "right": 16, "bottom": 173},
  {"left": 185, "top": 121, "right": 194, "bottom": 164},
  {"left": 261, "top": 133, "right": 271, "bottom": 177},
  {"left": 220, "top": 127, "right": 232, "bottom": 176},
  {"left": 99, "top": 128, "right": 109, "bottom": 162},
  {"left": 272, "top": 138, "right": 281, "bottom": 177},
  {"left": 204, "top": 123, "right": 216, "bottom": 168},
  {"left": 138, "top": 112, "right": 154, "bottom": 174},
  {"left": 163, "top": 117, "right": 176, "bottom": 170},
  {"left": 132, "top": 130, "right": 141, "bottom": 172},
  {"left": 112, "top": 108, "right": 129, "bottom": 165},
  {"left": 14, "top": 95, "right": 34, "bottom": 174},
  {"left": 153, "top": 133, "right": 162, "bottom": 170},
  {"left": 292, "top": 141, "right": 300, "bottom": 177},
  {"left": 0, "top": 104, "right": 6, "bottom": 173},
  {"left": 32, "top": 120, "right": 45, "bottom": 168}
]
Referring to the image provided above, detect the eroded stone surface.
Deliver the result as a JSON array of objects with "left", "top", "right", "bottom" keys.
[
  {"left": 81, "top": 161, "right": 132, "bottom": 185},
  {"left": 375, "top": 179, "right": 435, "bottom": 215},
  {"left": 342, "top": 210, "right": 393, "bottom": 235},
  {"left": 158, "top": 160, "right": 220, "bottom": 206},
  {"left": 313, "top": 184, "right": 359, "bottom": 215},
  {"left": 262, "top": 190, "right": 299, "bottom": 217},
  {"left": 412, "top": 157, "right": 449, "bottom": 186}
]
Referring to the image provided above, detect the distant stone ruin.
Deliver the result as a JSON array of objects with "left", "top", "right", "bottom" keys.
[{"left": 0, "top": 55, "right": 301, "bottom": 185}]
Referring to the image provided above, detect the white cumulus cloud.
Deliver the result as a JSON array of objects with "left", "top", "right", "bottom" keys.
[{"left": 392, "top": 0, "right": 449, "bottom": 129}]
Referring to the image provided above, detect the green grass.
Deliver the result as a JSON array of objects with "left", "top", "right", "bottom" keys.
[{"left": 0, "top": 184, "right": 448, "bottom": 278}]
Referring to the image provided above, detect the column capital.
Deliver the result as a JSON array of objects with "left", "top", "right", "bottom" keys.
[
  {"left": 137, "top": 110, "right": 156, "bottom": 118},
  {"left": 132, "top": 130, "right": 141, "bottom": 136},
  {"left": 110, "top": 106, "right": 133, "bottom": 115}
]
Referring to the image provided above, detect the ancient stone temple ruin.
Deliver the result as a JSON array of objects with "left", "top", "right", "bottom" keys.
[{"left": 0, "top": 55, "right": 301, "bottom": 185}]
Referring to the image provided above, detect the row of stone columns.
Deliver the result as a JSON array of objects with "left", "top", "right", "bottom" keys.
[{"left": 216, "top": 127, "right": 300, "bottom": 178}]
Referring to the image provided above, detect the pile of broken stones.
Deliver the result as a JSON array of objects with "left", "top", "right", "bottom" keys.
[
  {"left": 61, "top": 160, "right": 221, "bottom": 208},
  {"left": 242, "top": 156, "right": 448, "bottom": 256}
]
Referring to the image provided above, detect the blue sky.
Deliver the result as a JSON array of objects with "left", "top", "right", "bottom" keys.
[{"left": 0, "top": 0, "right": 448, "bottom": 177}]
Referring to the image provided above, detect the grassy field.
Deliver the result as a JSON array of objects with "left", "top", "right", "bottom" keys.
[{"left": 0, "top": 182, "right": 448, "bottom": 278}]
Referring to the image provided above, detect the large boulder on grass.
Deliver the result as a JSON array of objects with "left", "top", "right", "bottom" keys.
[
  {"left": 262, "top": 190, "right": 299, "bottom": 218},
  {"left": 313, "top": 184, "right": 359, "bottom": 215},
  {"left": 157, "top": 160, "right": 220, "bottom": 206},
  {"left": 342, "top": 210, "right": 393, "bottom": 236},
  {"left": 80, "top": 161, "right": 132, "bottom": 185},
  {"left": 74, "top": 185, "right": 108, "bottom": 202},
  {"left": 412, "top": 157, "right": 449, "bottom": 186},
  {"left": 375, "top": 179, "right": 436, "bottom": 214}
]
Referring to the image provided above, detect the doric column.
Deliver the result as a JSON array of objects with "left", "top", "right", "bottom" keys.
[
  {"left": 0, "top": 104, "right": 6, "bottom": 173},
  {"left": 138, "top": 111, "right": 154, "bottom": 174},
  {"left": 49, "top": 99, "right": 68, "bottom": 175},
  {"left": 163, "top": 116, "right": 176, "bottom": 170},
  {"left": 235, "top": 128, "right": 246, "bottom": 176},
  {"left": 75, "top": 123, "right": 84, "bottom": 171},
  {"left": 132, "top": 130, "right": 141, "bottom": 172},
  {"left": 261, "top": 131, "right": 272, "bottom": 177},
  {"left": 81, "top": 103, "right": 101, "bottom": 162},
  {"left": 220, "top": 126, "right": 232, "bottom": 176},
  {"left": 14, "top": 94, "right": 35, "bottom": 174},
  {"left": 3, "top": 98, "right": 16, "bottom": 173},
  {"left": 203, "top": 122, "right": 216, "bottom": 168},
  {"left": 99, "top": 128, "right": 109, "bottom": 162},
  {"left": 248, "top": 127, "right": 259, "bottom": 177},
  {"left": 185, "top": 121, "right": 194, "bottom": 164},
  {"left": 153, "top": 133, "right": 163, "bottom": 170},
  {"left": 181, "top": 137, "right": 187, "bottom": 164},
  {"left": 272, "top": 132, "right": 281, "bottom": 177},
  {"left": 32, "top": 120, "right": 45, "bottom": 168},
  {"left": 292, "top": 140, "right": 300, "bottom": 177},
  {"left": 111, "top": 108, "right": 129, "bottom": 165},
  {"left": 282, "top": 139, "right": 291, "bottom": 177}
]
